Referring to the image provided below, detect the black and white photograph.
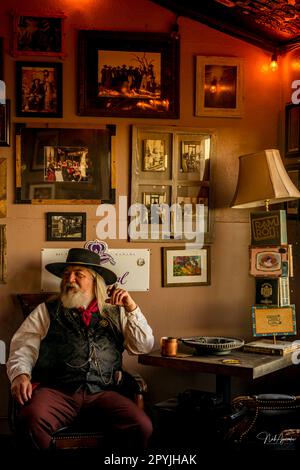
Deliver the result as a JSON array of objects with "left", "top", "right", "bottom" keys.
[
  {"left": 143, "top": 139, "right": 167, "bottom": 171},
  {"left": 46, "top": 212, "right": 86, "bottom": 241},
  {"left": 143, "top": 192, "right": 167, "bottom": 224},
  {"left": 181, "top": 141, "right": 202, "bottom": 173},
  {"left": 16, "top": 62, "right": 62, "bottom": 117}
]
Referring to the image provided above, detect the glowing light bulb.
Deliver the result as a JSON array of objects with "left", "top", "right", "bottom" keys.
[{"left": 270, "top": 53, "right": 278, "bottom": 72}]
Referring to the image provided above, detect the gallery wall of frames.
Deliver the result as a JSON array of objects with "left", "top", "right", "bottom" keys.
[
  {"left": 0, "top": 6, "right": 285, "bottom": 297},
  {"left": 0, "top": 10, "right": 228, "bottom": 288}
]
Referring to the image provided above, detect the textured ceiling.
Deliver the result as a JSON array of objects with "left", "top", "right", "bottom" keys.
[{"left": 151, "top": 0, "right": 300, "bottom": 52}]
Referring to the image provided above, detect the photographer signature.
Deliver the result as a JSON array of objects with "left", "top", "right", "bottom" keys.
[{"left": 256, "top": 431, "right": 296, "bottom": 445}]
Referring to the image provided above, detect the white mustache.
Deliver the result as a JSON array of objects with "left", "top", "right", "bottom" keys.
[{"left": 65, "top": 282, "right": 80, "bottom": 290}]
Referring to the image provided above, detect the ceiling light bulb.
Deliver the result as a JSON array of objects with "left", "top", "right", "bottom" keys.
[{"left": 270, "top": 53, "right": 278, "bottom": 72}]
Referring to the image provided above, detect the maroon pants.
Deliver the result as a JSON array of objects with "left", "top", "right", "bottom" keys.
[{"left": 17, "top": 386, "right": 153, "bottom": 451}]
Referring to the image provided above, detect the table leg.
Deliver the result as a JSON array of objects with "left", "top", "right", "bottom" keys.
[{"left": 216, "top": 375, "right": 231, "bottom": 404}]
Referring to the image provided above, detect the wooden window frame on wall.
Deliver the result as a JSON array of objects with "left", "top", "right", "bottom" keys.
[{"left": 129, "top": 125, "right": 216, "bottom": 244}]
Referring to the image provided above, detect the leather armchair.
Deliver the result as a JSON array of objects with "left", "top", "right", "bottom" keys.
[
  {"left": 10, "top": 293, "right": 148, "bottom": 450},
  {"left": 225, "top": 393, "right": 300, "bottom": 451}
]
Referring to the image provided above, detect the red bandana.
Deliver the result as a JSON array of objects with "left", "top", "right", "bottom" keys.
[{"left": 78, "top": 299, "right": 99, "bottom": 327}]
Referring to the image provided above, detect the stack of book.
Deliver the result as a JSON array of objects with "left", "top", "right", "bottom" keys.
[
  {"left": 243, "top": 339, "right": 300, "bottom": 356},
  {"left": 247, "top": 210, "right": 297, "bottom": 352}
]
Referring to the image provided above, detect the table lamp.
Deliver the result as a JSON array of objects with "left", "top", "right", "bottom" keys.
[
  {"left": 230, "top": 149, "right": 300, "bottom": 347},
  {"left": 230, "top": 149, "right": 300, "bottom": 211}
]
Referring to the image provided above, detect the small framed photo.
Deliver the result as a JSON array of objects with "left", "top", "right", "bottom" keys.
[
  {"left": 0, "top": 159, "right": 7, "bottom": 218},
  {"left": 162, "top": 246, "right": 210, "bottom": 287},
  {"left": 195, "top": 56, "right": 244, "bottom": 118},
  {"left": 16, "top": 61, "right": 62, "bottom": 117},
  {"left": 285, "top": 103, "right": 300, "bottom": 158},
  {"left": 46, "top": 212, "right": 86, "bottom": 241},
  {"left": 29, "top": 184, "right": 55, "bottom": 200},
  {"left": 12, "top": 13, "right": 66, "bottom": 58},
  {"left": 181, "top": 141, "right": 203, "bottom": 173},
  {"left": 285, "top": 165, "right": 300, "bottom": 218},
  {"left": 143, "top": 139, "right": 167, "bottom": 172},
  {"left": 0, "top": 100, "right": 10, "bottom": 146},
  {"left": 0, "top": 224, "right": 7, "bottom": 283},
  {"left": 0, "top": 37, "right": 4, "bottom": 80},
  {"left": 143, "top": 192, "right": 167, "bottom": 224}
]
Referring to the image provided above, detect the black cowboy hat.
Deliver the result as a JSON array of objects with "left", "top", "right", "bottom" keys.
[{"left": 45, "top": 248, "right": 117, "bottom": 285}]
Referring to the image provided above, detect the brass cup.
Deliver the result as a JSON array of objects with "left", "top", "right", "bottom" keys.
[{"left": 160, "top": 337, "right": 178, "bottom": 357}]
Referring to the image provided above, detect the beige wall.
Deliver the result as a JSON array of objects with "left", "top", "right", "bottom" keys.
[{"left": 0, "top": 0, "right": 283, "bottom": 425}]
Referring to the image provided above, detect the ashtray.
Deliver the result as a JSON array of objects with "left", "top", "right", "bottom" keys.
[{"left": 179, "top": 336, "right": 244, "bottom": 355}]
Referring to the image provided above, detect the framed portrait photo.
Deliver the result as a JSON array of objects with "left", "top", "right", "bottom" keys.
[
  {"left": 46, "top": 212, "right": 86, "bottom": 241},
  {"left": 0, "top": 158, "right": 7, "bottom": 218},
  {"left": 16, "top": 62, "right": 62, "bottom": 117},
  {"left": 285, "top": 164, "right": 300, "bottom": 218},
  {"left": 143, "top": 139, "right": 167, "bottom": 172},
  {"left": 0, "top": 100, "right": 10, "bottom": 146},
  {"left": 12, "top": 12, "right": 66, "bottom": 58},
  {"left": 0, "top": 224, "right": 6, "bottom": 283},
  {"left": 15, "top": 124, "right": 116, "bottom": 204},
  {"left": 78, "top": 30, "right": 179, "bottom": 118},
  {"left": 162, "top": 246, "right": 211, "bottom": 287},
  {"left": 195, "top": 56, "right": 244, "bottom": 118},
  {"left": 285, "top": 103, "right": 300, "bottom": 158}
]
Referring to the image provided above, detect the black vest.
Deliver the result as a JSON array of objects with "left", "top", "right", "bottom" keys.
[{"left": 32, "top": 299, "right": 124, "bottom": 393}]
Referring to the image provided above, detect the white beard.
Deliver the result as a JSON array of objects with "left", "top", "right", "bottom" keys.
[{"left": 60, "top": 282, "right": 91, "bottom": 309}]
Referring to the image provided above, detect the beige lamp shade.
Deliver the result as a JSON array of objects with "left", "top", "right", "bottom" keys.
[{"left": 230, "top": 149, "right": 300, "bottom": 209}]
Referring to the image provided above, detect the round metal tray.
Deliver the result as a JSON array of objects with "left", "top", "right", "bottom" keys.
[{"left": 180, "top": 336, "right": 244, "bottom": 355}]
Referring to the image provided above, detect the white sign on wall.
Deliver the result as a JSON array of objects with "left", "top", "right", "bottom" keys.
[{"left": 41, "top": 247, "right": 150, "bottom": 292}]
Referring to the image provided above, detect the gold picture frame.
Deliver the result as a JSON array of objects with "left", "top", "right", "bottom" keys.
[{"left": 195, "top": 56, "right": 244, "bottom": 118}]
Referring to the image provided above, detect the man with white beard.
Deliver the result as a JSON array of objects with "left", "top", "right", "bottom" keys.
[{"left": 7, "top": 248, "right": 154, "bottom": 451}]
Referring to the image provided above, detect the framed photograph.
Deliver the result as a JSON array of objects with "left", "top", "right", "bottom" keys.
[
  {"left": 0, "top": 225, "right": 7, "bottom": 283},
  {"left": 143, "top": 139, "right": 167, "bottom": 171},
  {"left": 0, "top": 37, "right": 3, "bottom": 80},
  {"left": 0, "top": 100, "right": 10, "bottom": 146},
  {"left": 181, "top": 141, "right": 204, "bottom": 173},
  {"left": 12, "top": 13, "right": 66, "bottom": 58},
  {"left": 195, "top": 56, "right": 244, "bottom": 117},
  {"left": 78, "top": 30, "right": 179, "bottom": 118},
  {"left": 285, "top": 103, "right": 300, "bottom": 158},
  {"left": 143, "top": 192, "right": 167, "bottom": 224},
  {"left": 0, "top": 159, "right": 7, "bottom": 218},
  {"left": 162, "top": 246, "right": 211, "bottom": 287},
  {"left": 285, "top": 165, "right": 300, "bottom": 218},
  {"left": 130, "top": 125, "right": 215, "bottom": 243},
  {"left": 16, "top": 62, "right": 62, "bottom": 117},
  {"left": 15, "top": 124, "right": 116, "bottom": 204},
  {"left": 252, "top": 305, "right": 296, "bottom": 337},
  {"left": 46, "top": 212, "right": 86, "bottom": 241},
  {"left": 29, "top": 184, "right": 55, "bottom": 200}
]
